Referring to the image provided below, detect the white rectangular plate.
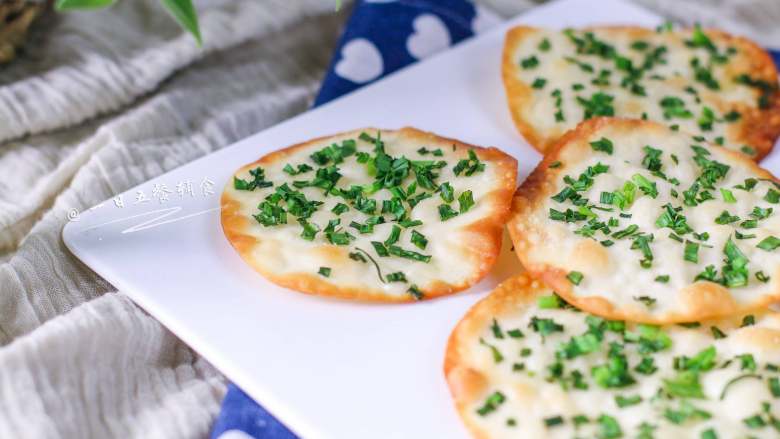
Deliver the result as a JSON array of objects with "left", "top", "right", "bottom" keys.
[{"left": 64, "top": 1, "right": 777, "bottom": 438}]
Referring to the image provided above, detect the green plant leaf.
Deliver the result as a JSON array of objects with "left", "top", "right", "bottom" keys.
[
  {"left": 160, "top": 0, "right": 202, "bottom": 45},
  {"left": 55, "top": 0, "right": 115, "bottom": 10}
]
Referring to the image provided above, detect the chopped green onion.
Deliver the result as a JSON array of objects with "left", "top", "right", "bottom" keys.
[
  {"left": 475, "top": 391, "right": 505, "bottom": 416},
  {"left": 544, "top": 416, "right": 564, "bottom": 427},
  {"left": 538, "top": 295, "right": 562, "bottom": 309},
  {"left": 768, "top": 377, "right": 780, "bottom": 397},
  {"left": 589, "top": 137, "right": 614, "bottom": 155},
  {"left": 384, "top": 225, "right": 401, "bottom": 246},
  {"left": 520, "top": 55, "right": 539, "bottom": 69},
  {"left": 567, "top": 271, "right": 584, "bottom": 285},
  {"left": 458, "top": 190, "right": 475, "bottom": 213},
  {"left": 388, "top": 245, "right": 432, "bottom": 263},
  {"left": 720, "top": 188, "right": 736, "bottom": 203},
  {"left": 634, "top": 296, "right": 657, "bottom": 308},
  {"left": 684, "top": 241, "right": 699, "bottom": 263},
  {"left": 438, "top": 204, "right": 459, "bottom": 221},
  {"left": 438, "top": 182, "right": 454, "bottom": 203},
  {"left": 711, "top": 326, "right": 727, "bottom": 339},
  {"left": 615, "top": 395, "right": 642, "bottom": 408},
  {"left": 386, "top": 272, "right": 407, "bottom": 283},
  {"left": 757, "top": 236, "right": 780, "bottom": 251},
  {"left": 410, "top": 230, "right": 428, "bottom": 250},
  {"left": 532, "top": 78, "right": 547, "bottom": 89},
  {"left": 407, "top": 285, "right": 424, "bottom": 300}
]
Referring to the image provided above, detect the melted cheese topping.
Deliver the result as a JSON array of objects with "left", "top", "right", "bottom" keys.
[
  {"left": 507, "top": 27, "right": 767, "bottom": 156},
  {"left": 518, "top": 121, "right": 780, "bottom": 320},
  {"left": 458, "top": 287, "right": 780, "bottom": 439},
  {"left": 223, "top": 129, "right": 511, "bottom": 299}
]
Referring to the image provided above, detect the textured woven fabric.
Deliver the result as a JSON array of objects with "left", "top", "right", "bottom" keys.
[
  {"left": 0, "top": 1, "right": 348, "bottom": 437},
  {"left": 0, "top": 0, "right": 778, "bottom": 438}
]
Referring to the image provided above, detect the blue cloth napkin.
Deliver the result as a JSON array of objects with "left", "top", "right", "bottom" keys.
[
  {"left": 210, "top": 1, "right": 498, "bottom": 438},
  {"left": 210, "top": 3, "right": 780, "bottom": 436}
]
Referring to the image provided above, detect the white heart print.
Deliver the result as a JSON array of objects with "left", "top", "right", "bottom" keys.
[
  {"left": 406, "top": 14, "right": 451, "bottom": 60},
  {"left": 335, "top": 38, "right": 384, "bottom": 84}
]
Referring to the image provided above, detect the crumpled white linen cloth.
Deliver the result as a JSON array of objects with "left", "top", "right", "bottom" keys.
[{"left": 0, "top": 0, "right": 777, "bottom": 438}]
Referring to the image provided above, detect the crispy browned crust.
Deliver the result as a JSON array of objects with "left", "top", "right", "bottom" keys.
[
  {"left": 444, "top": 274, "right": 544, "bottom": 439},
  {"left": 221, "top": 127, "right": 518, "bottom": 303},
  {"left": 507, "top": 117, "right": 780, "bottom": 324},
  {"left": 705, "top": 27, "right": 780, "bottom": 160},
  {"left": 502, "top": 26, "right": 552, "bottom": 153},
  {"left": 501, "top": 25, "right": 780, "bottom": 160}
]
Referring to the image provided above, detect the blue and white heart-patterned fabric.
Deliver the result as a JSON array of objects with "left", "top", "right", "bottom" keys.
[
  {"left": 210, "top": 1, "right": 500, "bottom": 439},
  {"left": 313, "top": 0, "right": 501, "bottom": 106}
]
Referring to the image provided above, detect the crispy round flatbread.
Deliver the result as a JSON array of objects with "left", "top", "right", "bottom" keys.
[
  {"left": 221, "top": 127, "right": 517, "bottom": 302},
  {"left": 508, "top": 117, "right": 780, "bottom": 323},
  {"left": 502, "top": 25, "right": 780, "bottom": 159},
  {"left": 445, "top": 274, "right": 780, "bottom": 439}
]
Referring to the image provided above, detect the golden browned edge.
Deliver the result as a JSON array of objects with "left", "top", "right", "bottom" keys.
[
  {"left": 444, "top": 274, "right": 544, "bottom": 439},
  {"left": 221, "top": 127, "right": 518, "bottom": 303},
  {"left": 501, "top": 26, "right": 551, "bottom": 154},
  {"left": 710, "top": 27, "right": 780, "bottom": 161},
  {"left": 501, "top": 25, "right": 780, "bottom": 160},
  {"left": 508, "top": 117, "right": 780, "bottom": 324},
  {"left": 444, "top": 273, "right": 780, "bottom": 438}
]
